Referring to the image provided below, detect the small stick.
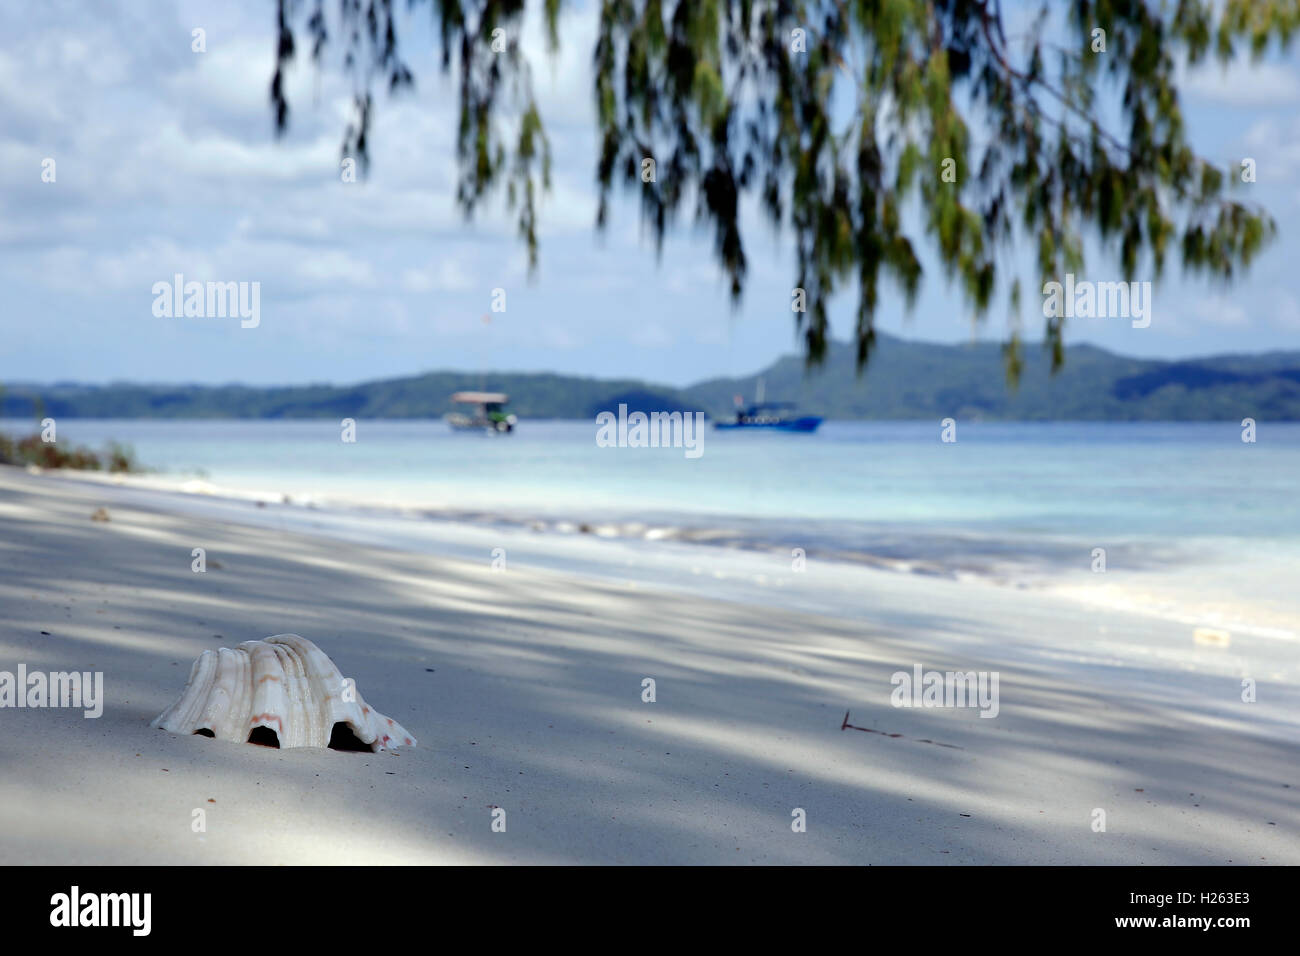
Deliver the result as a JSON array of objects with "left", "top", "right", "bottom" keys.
[{"left": 840, "top": 710, "right": 965, "bottom": 750}]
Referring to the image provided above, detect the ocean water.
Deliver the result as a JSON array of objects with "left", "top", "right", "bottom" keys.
[{"left": 10, "top": 418, "right": 1298, "bottom": 635}]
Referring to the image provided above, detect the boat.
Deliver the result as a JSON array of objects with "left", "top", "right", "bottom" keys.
[
  {"left": 714, "top": 401, "right": 822, "bottom": 431},
  {"left": 713, "top": 379, "right": 822, "bottom": 432},
  {"left": 446, "top": 391, "right": 517, "bottom": 433}
]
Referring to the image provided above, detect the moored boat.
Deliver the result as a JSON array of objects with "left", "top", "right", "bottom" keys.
[
  {"left": 714, "top": 402, "right": 823, "bottom": 431},
  {"left": 713, "top": 379, "right": 822, "bottom": 431},
  {"left": 446, "top": 391, "right": 517, "bottom": 433}
]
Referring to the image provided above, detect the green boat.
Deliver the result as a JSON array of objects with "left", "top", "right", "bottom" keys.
[{"left": 446, "top": 391, "right": 517, "bottom": 433}]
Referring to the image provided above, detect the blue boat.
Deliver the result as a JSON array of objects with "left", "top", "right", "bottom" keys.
[
  {"left": 717, "top": 403, "right": 816, "bottom": 431},
  {"left": 714, "top": 401, "right": 823, "bottom": 431},
  {"left": 715, "top": 379, "right": 823, "bottom": 432}
]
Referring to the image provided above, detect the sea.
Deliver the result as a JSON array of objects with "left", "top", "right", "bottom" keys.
[{"left": 10, "top": 418, "right": 1298, "bottom": 639}]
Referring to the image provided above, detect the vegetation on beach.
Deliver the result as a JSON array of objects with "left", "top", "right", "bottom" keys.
[{"left": 0, "top": 431, "right": 140, "bottom": 473}]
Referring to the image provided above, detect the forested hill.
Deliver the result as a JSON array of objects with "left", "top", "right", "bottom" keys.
[{"left": 5, "top": 335, "right": 1300, "bottom": 420}]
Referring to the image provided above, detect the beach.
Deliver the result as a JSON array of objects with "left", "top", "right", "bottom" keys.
[{"left": 1, "top": 463, "right": 1296, "bottom": 865}]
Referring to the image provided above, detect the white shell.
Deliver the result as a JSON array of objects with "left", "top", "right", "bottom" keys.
[{"left": 151, "top": 634, "right": 415, "bottom": 751}]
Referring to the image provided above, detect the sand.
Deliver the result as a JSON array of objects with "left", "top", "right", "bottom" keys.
[{"left": 0, "top": 465, "right": 1296, "bottom": 864}]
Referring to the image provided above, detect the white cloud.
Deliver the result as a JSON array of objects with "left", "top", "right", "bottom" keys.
[
  {"left": 1184, "top": 61, "right": 1300, "bottom": 106},
  {"left": 167, "top": 37, "right": 280, "bottom": 119},
  {"left": 4, "top": 0, "right": 1300, "bottom": 387},
  {"left": 288, "top": 249, "right": 376, "bottom": 288},
  {"left": 1242, "top": 116, "right": 1300, "bottom": 182},
  {"left": 1187, "top": 295, "right": 1248, "bottom": 327},
  {"left": 630, "top": 323, "right": 675, "bottom": 349},
  {"left": 1271, "top": 292, "right": 1300, "bottom": 331},
  {"left": 402, "top": 259, "right": 475, "bottom": 293}
]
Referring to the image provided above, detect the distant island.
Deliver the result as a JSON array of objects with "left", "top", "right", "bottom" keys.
[{"left": 6, "top": 334, "right": 1300, "bottom": 421}]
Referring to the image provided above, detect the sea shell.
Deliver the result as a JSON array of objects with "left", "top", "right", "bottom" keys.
[{"left": 151, "top": 634, "right": 415, "bottom": 751}]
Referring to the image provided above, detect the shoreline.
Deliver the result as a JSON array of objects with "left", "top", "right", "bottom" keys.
[
  {"left": 1, "top": 465, "right": 1297, "bottom": 864},
  {"left": 25, "top": 463, "right": 1300, "bottom": 643}
]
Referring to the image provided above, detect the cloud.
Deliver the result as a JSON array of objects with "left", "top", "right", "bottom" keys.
[
  {"left": 1271, "top": 292, "right": 1300, "bottom": 331},
  {"left": 3, "top": 0, "right": 1300, "bottom": 387},
  {"left": 1187, "top": 295, "right": 1248, "bottom": 327},
  {"left": 166, "top": 36, "right": 281, "bottom": 122},
  {"left": 1241, "top": 116, "right": 1300, "bottom": 183},
  {"left": 402, "top": 259, "right": 475, "bottom": 293},
  {"left": 1183, "top": 61, "right": 1300, "bottom": 106},
  {"left": 630, "top": 323, "right": 675, "bottom": 349}
]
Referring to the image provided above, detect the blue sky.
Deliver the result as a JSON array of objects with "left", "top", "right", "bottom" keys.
[{"left": 2, "top": 1, "right": 1299, "bottom": 388}]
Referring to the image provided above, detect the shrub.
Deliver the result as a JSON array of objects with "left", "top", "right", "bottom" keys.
[{"left": 0, "top": 431, "right": 140, "bottom": 473}]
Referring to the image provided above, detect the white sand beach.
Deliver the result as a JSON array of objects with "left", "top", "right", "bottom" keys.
[{"left": 1, "top": 465, "right": 1296, "bottom": 865}]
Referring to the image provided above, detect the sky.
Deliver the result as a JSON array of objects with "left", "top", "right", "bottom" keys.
[{"left": 1, "top": 0, "right": 1299, "bottom": 388}]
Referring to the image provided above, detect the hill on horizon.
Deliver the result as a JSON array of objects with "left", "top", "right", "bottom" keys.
[{"left": 4, "top": 334, "right": 1300, "bottom": 421}]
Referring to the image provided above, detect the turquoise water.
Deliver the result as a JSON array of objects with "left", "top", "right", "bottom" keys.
[{"left": 13, "top": 418, "right": 1299, "bottom": 569}]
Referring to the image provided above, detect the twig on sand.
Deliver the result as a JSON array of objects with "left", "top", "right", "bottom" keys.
[{"left": 841, "top": 710, "right": 965, "bottom": 750}]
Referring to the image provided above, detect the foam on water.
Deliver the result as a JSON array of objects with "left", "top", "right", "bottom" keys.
[{"left": 13, "top": 418, "right": 1298, "bottom": 637}]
